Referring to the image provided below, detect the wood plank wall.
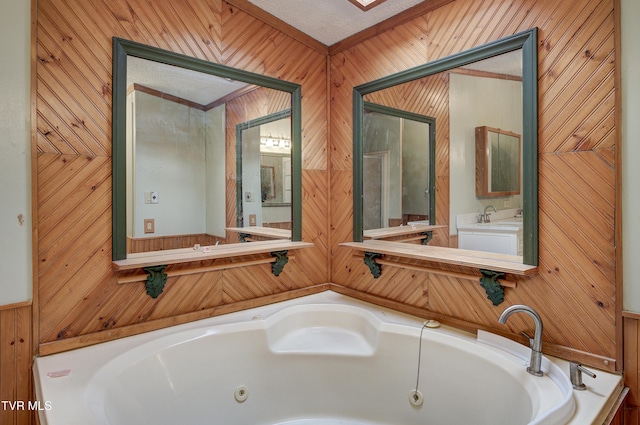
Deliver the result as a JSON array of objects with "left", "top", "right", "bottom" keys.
[
  {"left": 22, "top": 0, "right": 636, "bottom": 420},
  {"left": 624, "top": 313, "right": 640, "bottom": 424},
  {"left": 0, "top": 302, "right": 33, "bottom": 425},
  {"left": 330, "top": 0, "right": 620, "bottom": 371},
  {"left": 34, "top": 0, "right": 329, "bottom": 352}
]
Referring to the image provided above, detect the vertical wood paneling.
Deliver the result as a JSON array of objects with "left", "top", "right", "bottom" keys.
[
  {"left": 624, "top": 315, "right": 640, "bottom": 424},
  {"left": 330, "top": 0, "right": 619, "bottom": 368},
  {"left": 0, "top": 303, "right": 33, "bottom": 425}
]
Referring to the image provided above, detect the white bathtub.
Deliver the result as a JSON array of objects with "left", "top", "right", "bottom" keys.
[{"left": 34, "top": 291, "right": 622, "bottom": 425}]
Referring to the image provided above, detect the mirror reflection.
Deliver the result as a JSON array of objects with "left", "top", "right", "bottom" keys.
[
  {"left": 112, "top": 38, "right": 302, "bottom": 260},
  {"left": 475, "top": 126, "right": 521, "bottom": 197},
  {"left": 237, "top": 112, "right": 292, "bottom": 230},
  {"left": 353, "top": 30, "right": 538, "bottom": 265},
  {"left": 362, "top": 102, "right": 435, "bottom": 230}
]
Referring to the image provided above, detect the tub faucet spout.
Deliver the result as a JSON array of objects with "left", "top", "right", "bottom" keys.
[{"left": 498, "top": 305, "right": 544, "bottom": 376}]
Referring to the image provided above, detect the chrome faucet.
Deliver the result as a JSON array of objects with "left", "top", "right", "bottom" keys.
[
  {"left": 498, "top": 305, "right": 544, "bottom": 376},
  {"left": 481, "top": 205, "right": 498, "bottom": 223}
]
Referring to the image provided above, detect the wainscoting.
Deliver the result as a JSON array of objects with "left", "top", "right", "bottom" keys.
[
  {"left": 0, "top": 302, "right": 33, "bottom": 425},
  {"left": 624, "top": 311, "right": 640, "bottom": 424}
]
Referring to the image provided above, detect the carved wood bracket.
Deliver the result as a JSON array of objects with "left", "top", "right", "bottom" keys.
[
  {"left": 144, "top": 265, "right": 168, "bottom": 298},
  {"left": 479, "top": 269, "right": 506, "bottom": 306},
  {"left": 420, "top": 231, "right": 434, "bottom": 245},
  {"left": 363, "top": 251, "right": 383, "bottom": 278},
  {"left": 270, "top": 250, "right": 289, "bottom": 276}
]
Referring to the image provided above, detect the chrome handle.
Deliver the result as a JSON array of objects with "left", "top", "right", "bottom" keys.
[{"left": 570, "top": 361, "right": 596, "bottom": 390}]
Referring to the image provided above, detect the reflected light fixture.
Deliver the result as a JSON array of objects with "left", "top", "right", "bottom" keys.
[
  {"left": 260, "top": 134, "right": 290, "bottom": 149},
  {"left": 347, "top": 0, "right": 387, "bottom": 11}
]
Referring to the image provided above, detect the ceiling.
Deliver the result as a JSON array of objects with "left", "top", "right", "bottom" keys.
[
  {"left": 246, "top": 0, "right": 427, "bottom": 46},
  {"left": 126, "top": 1, "right": 522, "bottom": 106}
]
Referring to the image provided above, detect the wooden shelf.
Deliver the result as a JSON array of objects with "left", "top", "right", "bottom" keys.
[
  {"left": 363, "top": 224, "right": 447, "bottom": 240},
  {"left": 113, "top": 240, "right": 312, "bottom": 271},
  {"left": 225, "top": 226, "right": 291, "bottom": 240},
  {"left": 340, "top": 240, "right": 537, "bottom": 276}
]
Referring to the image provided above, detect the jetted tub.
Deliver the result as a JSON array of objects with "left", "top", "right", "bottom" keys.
[{"left": 34, "top": 291, "right": 622, "bottom": 425}]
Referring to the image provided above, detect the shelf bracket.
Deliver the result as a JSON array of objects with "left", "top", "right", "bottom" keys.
[
  {"left": 420, "top": 231, "right": 434, "bottom": 245},
  {"left": 144, "top": 265, "right": 168, "bottom": 298},
  {"left": 479, "top": 269, "right": 506, "bottom": 306},
  {"left": 363, "top": 251, "right": 383, "bottom": 278},
  {"left": 238, "top": 233, "right": 249, "bottom": 242},
  {"left": 270, "top": 250, "right": 289, "bottom": 276}
]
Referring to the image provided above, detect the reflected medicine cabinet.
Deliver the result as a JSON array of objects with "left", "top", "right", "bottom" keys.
[{"left": 475, "top": 126, "right": 521, "bottom": 198}]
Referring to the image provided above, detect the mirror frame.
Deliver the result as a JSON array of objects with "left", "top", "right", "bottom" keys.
[
  {"left": 353, "top": 28, "right": 538, "bottom": 266},
  {"left": 112, "top": 38, "right": 302, "bottom": 261},
  {"left": 235, "top": 108, "right": 292, "bottom": 225}
]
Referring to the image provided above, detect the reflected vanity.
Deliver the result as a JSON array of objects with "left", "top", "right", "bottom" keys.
[
  {"left": 111, "top": 38, "right": 311, "bottom": 297},
  {"left": 343, "top": 29, "right": 539, "bottom": 304}
]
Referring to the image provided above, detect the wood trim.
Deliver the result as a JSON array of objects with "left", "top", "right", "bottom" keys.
[
  {"left": 623, "top": 311, "right": 640, "bottom": 320},
  {"left": 113, "top": 240, "right": 313, "bottom": 270},
  {"left": 117, "top": 255, "right": 296, "bottom": 284},
  {"left": 224, "top": 0, "right": 329, "bottom": 53},
  {"left": 369, "top": 256, "right": 517, "bottom": 288},
  {"left": 347, "top": 0, "right": 388, "bottom": 12},
  {"left": 0, "top": 303, "right": 33, "bottom": 425},
  {"left": 449, "top": 67, "right": 522, "bottom": 82},
  {"left": 363, "top": 224, "right": 447, "bottom": 240},
  {"left": 326, "top": 53, "right": 333, "bottom": 281},
  {"left": 602, "top": 387, "right": 628, "bottom": 425},
  {"left": 38, "top": 284, "right": 331, "bottom": 356},
  {"left": 329, "top": 0, "right": 456, "bottom": 54},
  {"left": 613, "top": 0, "right": 624, "bottom": 372},
  {"left": 0, "top": 300, "right": 32, "bottom": 312},
  {"left": 30, "top": 0, "right": 39, "bottom": 362},
  {"left": 341, "top": 240, "right": 538, "bottom": 276},
  {"left": 329, "top": 284, "right": 617, "bottom": 372},
  {"left": 623, "top": 315, "right": 639, "bottom": 424},
  {"left": 131, "top": 83, "right": 207, "bottom": 111}
]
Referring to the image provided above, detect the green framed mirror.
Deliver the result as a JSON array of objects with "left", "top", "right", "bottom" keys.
[
  {"left": 112, "top": 38, "right": 302, "bottom": 261},
  {"left": 236, "top": 109, "right": 292, "bottom": 227},
  {"left": 353, "top": 29, "right": 538, "bottom": 266}
]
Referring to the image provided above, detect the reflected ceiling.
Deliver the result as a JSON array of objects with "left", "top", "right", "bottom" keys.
[{"left": 127, "top": 56, "right": 250, "bottom": 105}]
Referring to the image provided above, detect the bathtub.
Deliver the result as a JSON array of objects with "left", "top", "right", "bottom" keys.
[{"left": 34, "top": 291, "right": 622, "bottom": 425}]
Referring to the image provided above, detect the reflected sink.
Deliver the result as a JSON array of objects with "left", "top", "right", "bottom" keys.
[{"left": 457, "top": 218, "right": 523, "bottom": 232}]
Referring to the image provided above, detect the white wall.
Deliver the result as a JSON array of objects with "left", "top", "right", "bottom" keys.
[
  {"left": 0, "top": 0, "right": 32, "bottom": 305},
  {"left": 133, "top": 91, "right": 207, "bottom": 237},
  {"left": 449, "top": 73, "right": 523, "bottom": 234},
  {"left": 622, "top": 0, "right": 640, "bottom": 312},
  {"left": 205, "top": 105, "right": 226, "bottom": 237}
]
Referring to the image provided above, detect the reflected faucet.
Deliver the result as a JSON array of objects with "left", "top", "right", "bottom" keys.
[
  {"left": 481, "top": 205, "right": 498, "bottom": 223},
  {"left": 498, "top": 305, "right": 544, "bottom": 376}
]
